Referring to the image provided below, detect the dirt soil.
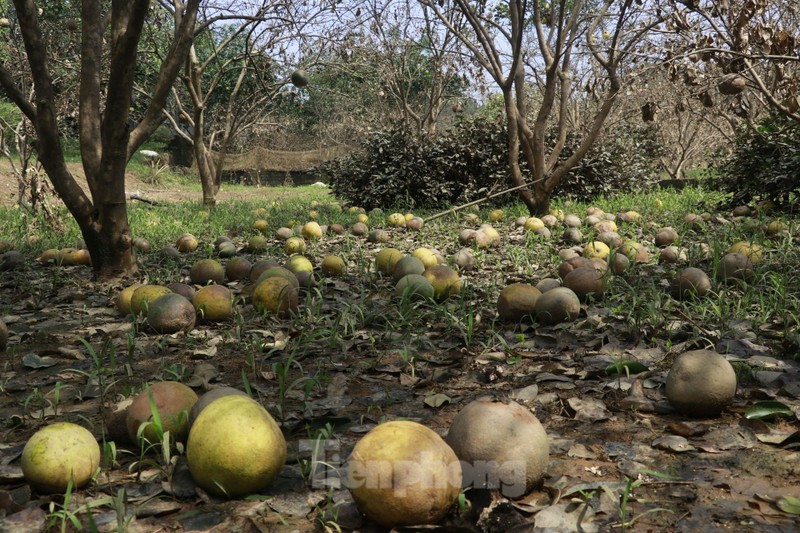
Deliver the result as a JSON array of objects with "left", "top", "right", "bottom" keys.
[
  {"left": 0, "top": 161, "right": 294, "bottom": 207},
  {"left": 0, "top": 164, "right": 799, "bottom": 533}
]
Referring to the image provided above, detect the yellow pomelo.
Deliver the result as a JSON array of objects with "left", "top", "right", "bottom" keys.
[
  {"left": 422, "top": 265, "right": 461, "bottom": 301},
  {"left": 117, "top": 284, "right": 144, "bottom": 315},
  {"left": 387, "top": 213, "right": 406, "bottom": 227},
  {"left": 252, "top": 219, "right": 269, "bottom": 233},
  {"left": 253, "top": 277, "right": 298, "bottom": 315},
  {"left": 301, "top": 221, "right": 323, "bottom": 240},
  {"left": 583, "top": 241, "right": 610, "bottom": 260},
  {"left": 523, "top": 217, "right": 545, "bottom": 231},
  {"left": 285, "top": 254, "right": 314, "bottom": 274},
  {"left": 375, "top": 248, "right": 404, "bottom": 275},
  {"left": 346, "top": 421, "right": 462, "bottom": 527},
  {"left": 411, "top": 248, "right": 438, "bottom": 269},
  {"left": 194, "top": 285, "right": 234, "bottom": 322},
  {"left": 488, "top": 209, "right": 504, "bottom": 222},
  {"left": 187, "top": 395, "right": 286, "bottom": 498},
  {"left": 321, "top": 255, "right": 346, "bottom": 277},
  {"left": 728, "top": 241, "right": 763, "bottom": 263},
  {"left": 130, "top": 285, "right": 171, "bottom": 316},
  {"left": 22, "top": 422, "right": 100, "bottom": 493},
  {"left": 284, "top": 237, "right": 306, "bottom": 255}
]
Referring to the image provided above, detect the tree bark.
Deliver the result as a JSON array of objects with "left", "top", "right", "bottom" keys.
[{"left": 0, "top": 0, "right": 200, "bottom": 280}]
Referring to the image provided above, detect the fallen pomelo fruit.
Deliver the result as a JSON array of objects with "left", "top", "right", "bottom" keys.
[
  {"left": 187, "top": 395, "right": 286, "bottom": 498},
  {"left": 126, "top": 381, "right": 198, "bottom": 444},
  {"left": 422, "top": 265, "right": 461, "bottom": 301},
  {"left": 252, "top": 276, "right": 298, "bottom": 315},
  {"left": 188, "top": 387, "right": 249, "bottom": 430},
  {"left": 446, "top": 398, "right": 549, "bottom": 497},
  {"left": 666, "top": 350, "right": 737, "bottom": 417},
  {"left": 534, "top": 287, "right": 580, "bottom": 325},
  {"left": 671, "top": 267, "right": 711, "bottom": 300},
  {"left": 375, "top": 248, "right": 404, "bottom": 276},
  {"left": 346, "top": 421, "right": 462, "bottom": 527},
  {"left": 117, "top": 283, "right": 144, "bottom": 315},
  {"left": 395, "top": 274, "right": 435, "bottom": 300},
  {"left": 21, "top": 422, "right": 100, "bottom": 493},
  {"left": 194, "top": 285, "right": 234, "bottom": 322},
  {"left": 497, "top": 283, "right": 541, "bottom": 322},
  {"left": 146, "top": 293, "right": 196, "bottom": 333},
  {"left": 189, "top": 258, "right": 225, "bottom": 285},
  {"left": 130, "top": 285, "right": 171, "bottom": 316}
]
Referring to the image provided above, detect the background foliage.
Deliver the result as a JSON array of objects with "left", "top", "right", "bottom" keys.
[
  {"left": 712, "top": 113, "right": 800, "bottom": 209},
  {"left": 323, "top": 116, "right": 663, "bottom": 209}
]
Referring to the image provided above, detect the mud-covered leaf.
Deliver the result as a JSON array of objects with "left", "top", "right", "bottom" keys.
[
  {"left": 423, "top": 393, "right": 451, "bottom": 408},
  {"left": 652, "top": 435, "right": 696, "bottom": 453},
  {"left": 22, "top": 353, "right": 57, "bottom": 369},
  {"left": 745, "top": 401, "right": 793, "bottom": 420}
]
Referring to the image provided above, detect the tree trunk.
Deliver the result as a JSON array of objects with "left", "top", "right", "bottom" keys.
[
  {"left": 502, "top": 87, "right": 539, "bottom": 215},
  {"left": 81, "top": 200, "right": 137, "bottom": 279}
]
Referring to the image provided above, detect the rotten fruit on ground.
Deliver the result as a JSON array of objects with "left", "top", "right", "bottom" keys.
[
  {"left": 194, "top": 285, "right": 234, "bottom": 322},
  {"left": 187, "top": 395, "right": 286, "bottom": 498},
  {"left": 446, "top": 398, "right": 549, "bottom": 497},
  {"left": 497, "top": 283, "right": 541, "bottom": 322},
  {"left": 21, "top": 422, "right": 100, "bottom": 493},
  {"left": 146, "top": 293, "right": 196, "bottom": 333},
  {"left": 126, "top": 381, "right": 198, "bottom": 444},
  {"left": 534, "top": 287, "right": 581, "bottom": 325},
  {"left": 422, "top": 265, "right": 461, "bottom": 301},
  {"left": 252, "top": 276, "right": 299, "bottom": 315},
  {"left": 346, "top": 420, "right": 462, "bottom": 527},
  {"left": 671, "top": 267, "right": 711, "bottom": 299},
  {"left": 189, "top": 258, "right": 224, "bottom": 285},
  {"left": 665, "top": 350, "right": 737, "bottom": 417}
]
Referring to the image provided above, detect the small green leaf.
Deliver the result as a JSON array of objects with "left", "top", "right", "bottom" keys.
[
  {"left": 606, "top": 360, "right": 649, "bottom": 376},
  {"left": 777, "top": 495, "right": 800, "bottom": 515},
  {"left": 745, "top": 401, "right": 793, "bottom": 420}
]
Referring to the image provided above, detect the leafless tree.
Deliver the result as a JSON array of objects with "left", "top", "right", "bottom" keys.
[
  {"left": 420, "top": 0, "right": 663, "bottom": 215},
  {"left": 0, "top": 0, "right": 199, "bottom": 279}
]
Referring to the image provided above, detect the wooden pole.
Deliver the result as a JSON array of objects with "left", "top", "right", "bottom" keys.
[{"left": 423, "top": 176, "right": 547, "bottom": 222}]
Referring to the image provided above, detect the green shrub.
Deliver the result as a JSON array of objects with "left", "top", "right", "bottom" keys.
[
  {"left": 322, "top": 116, "right": 662, "bottom": 209},
  {"left": 0, "top": 100, "right": 22, "bottom": 142},
  {"left": 712, "top": 112, "right": 800, "bottom": 209}
]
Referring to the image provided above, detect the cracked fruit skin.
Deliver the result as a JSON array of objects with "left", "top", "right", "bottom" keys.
[
  {"left": 187, "top": 395, "right": 286, "bottom": 498},
  {"left": 346, "top": 421, "right": 462, "bottom": 527},
  {"left": 22, "top": 422, "right": 100, "bottom": 493}
]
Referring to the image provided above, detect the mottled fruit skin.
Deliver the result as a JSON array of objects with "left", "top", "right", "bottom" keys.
[
  {"left": 666, "top": 350, "right": 737, "bottom": 417},
  {"left": 497, "top": 283, "right": 541, "bottom": 322},
  {"left": 21, "top": 422, "right": 100, "bottom": 493},
  {"left": 187, "top": 395, "right": 286, "bottom": 498},
  {"left": 534, "top": 287, "right": 581, "bottom": 325},
  {"left": 126, "top": 381, "right": 198, "bottom": 444},
  {"left": 346, "top": 421, "right": 462, "bottom": 527},
  {"left": 671, "top": 267, "right": 711, "bottom": 300},
  {"left": 446, "top": 398, "right": 549, "bottom": 497},
  {"left": 146, "top": 293, "right": 196, "bottom": 333}
]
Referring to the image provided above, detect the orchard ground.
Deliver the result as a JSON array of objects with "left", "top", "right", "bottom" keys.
[{"left": 0, "top": 168, "right": 799, "bottom": 532}]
